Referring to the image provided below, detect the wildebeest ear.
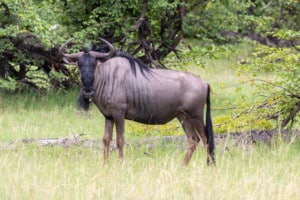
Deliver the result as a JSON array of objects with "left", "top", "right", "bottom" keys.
[{"left": 96, "top": 60, "right": 102, "bottom": 66}]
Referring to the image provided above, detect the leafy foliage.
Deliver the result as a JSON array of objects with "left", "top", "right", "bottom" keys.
[
  {"left": 184, "top": 0, "right": 300, "bottom": 42},
  {"left": 236, "top": 45, "right": 300, "bottom": 128},
  {"left": 0, "top": 0, "right": 190, "bottom": 91},
  {"left": 0, "top": 0, "right": 73, "bottom": 91},
  {"left": 55, "top": 0, "right": 187, "bottom": 65}
]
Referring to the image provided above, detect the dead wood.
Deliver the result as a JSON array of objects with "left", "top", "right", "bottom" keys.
[
  {"left": 220, "top": 30, "right": 300, "bottom": 49},
  {"left": 1, "top": 129, "right": 297, "bottom": 152}
]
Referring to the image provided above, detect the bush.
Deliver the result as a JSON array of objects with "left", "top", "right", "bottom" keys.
[{"left": 236, "top": 45, "right": 300, "bottom": 129}]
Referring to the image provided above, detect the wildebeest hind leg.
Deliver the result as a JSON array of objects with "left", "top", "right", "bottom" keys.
[
  {"left": 190, "top": 118, "right": 213, "bottom": 165},
  {"left": 103, "top": 118, "right": 114, "bottom": 163},
  {"left": 178, "top": 116, "right": 200, "bottom": 166}
]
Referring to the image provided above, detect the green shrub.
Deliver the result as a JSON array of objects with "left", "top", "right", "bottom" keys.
[{"left": 235, "top": 45, "right": 300, "bottom": 129}]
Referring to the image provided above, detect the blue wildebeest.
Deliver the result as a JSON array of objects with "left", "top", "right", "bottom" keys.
[{"left": 60, "top": 38, "right": 215, "bottom": 165}]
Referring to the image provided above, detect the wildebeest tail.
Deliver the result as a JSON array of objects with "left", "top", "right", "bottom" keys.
[
  {"left": 205, "top": 85, "right": 215, "bottom": 163},
  {"left": 77, "top": 91, "right": 91, "bottom": 111}
]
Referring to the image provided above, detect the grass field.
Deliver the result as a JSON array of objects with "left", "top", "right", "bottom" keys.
[
  {"left": 1, "top": 139, "right": 299, "bottom": 199},
  {"left": 1, "top": 41, "right": 299, "bottom": 199}
]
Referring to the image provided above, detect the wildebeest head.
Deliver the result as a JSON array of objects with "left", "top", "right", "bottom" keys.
[
  {"left": 59, "top": 38, "right": 115, "bottom": 98},
  {"left": 77, "top": 51, "right": 97, "bottom": 97}
]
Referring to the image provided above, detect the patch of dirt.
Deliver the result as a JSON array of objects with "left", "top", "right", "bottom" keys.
[
  {"left": 1, "top": 129, "right": 299, "bottom": 153},
  {"left": 216, "top": 129, "right": 300, "bottom": 145}
]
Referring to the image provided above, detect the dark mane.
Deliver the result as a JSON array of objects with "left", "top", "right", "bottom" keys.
[
  {"left": 115, "top": 52, "right": 151, "bottom": 77},
  {"left": 92, "top": 45, "right": 151, "bottom": 77}
]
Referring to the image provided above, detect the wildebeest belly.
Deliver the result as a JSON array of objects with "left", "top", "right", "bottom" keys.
[
  {"left": 124, "top": 99, "right": 182, "bottom": 124},
  {"left": 125, "top": 110, "right": 179, "bottom": 124}
]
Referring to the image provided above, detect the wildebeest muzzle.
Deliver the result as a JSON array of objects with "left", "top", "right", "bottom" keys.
[
  {"left": 81, "top": 71, "right": 95, "bottom": 98},
  {"left": 82, "top": 87, "right": 94, "bottom": 98}
]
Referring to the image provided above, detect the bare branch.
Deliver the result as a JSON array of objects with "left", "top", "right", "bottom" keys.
[
  {"left": 281, "top": 102, "right": 300, "bottom": 127},
  {"left": 132, "top": 0, "right": 148, "bottom": 31},
  {"left": 245, "top": 78, "right": 300, "bottom": 99}
]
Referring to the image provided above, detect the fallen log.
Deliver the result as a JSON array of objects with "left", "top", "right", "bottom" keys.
[{"left": 1, "top": 129, "right": 299, "bottom": 151}]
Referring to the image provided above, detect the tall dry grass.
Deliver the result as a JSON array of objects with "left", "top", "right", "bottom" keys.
[{"left": 0, "top": 141, "right": 299, "bottom": 199}]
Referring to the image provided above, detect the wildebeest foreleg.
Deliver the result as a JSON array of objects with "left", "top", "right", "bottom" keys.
[
  {"left": 114, "top": 116, "right": 125, "bottom": 162},
  {"left": 103, "top": 118, "right": 114, "bottom": 163}
]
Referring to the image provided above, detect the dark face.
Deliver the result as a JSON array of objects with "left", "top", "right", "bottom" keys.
[{"left": 78, "top": 53, "right": 97, "bottom": 98}]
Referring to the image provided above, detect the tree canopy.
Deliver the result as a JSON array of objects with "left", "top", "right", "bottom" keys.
[{"left": 0, "top": 0, "right": 193, "bottom": 91}]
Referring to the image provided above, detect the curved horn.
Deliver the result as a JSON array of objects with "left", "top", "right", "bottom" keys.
[
  {"left": 89, "top": 37, "right": 115, "bottom": 58},
  {"left": 59, "top": 39, "right": 73, "bottom": 56},
  {"left": 59, "top": 39, "right": 84, "bottom": 62}
]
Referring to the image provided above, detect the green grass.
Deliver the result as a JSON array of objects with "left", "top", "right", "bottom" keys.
[
  {"left": 0, "top": 89, "right": 106, "bottom": 142},
  {"left": 0, "top": 141, "right": 299, "bottom": 199}
]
